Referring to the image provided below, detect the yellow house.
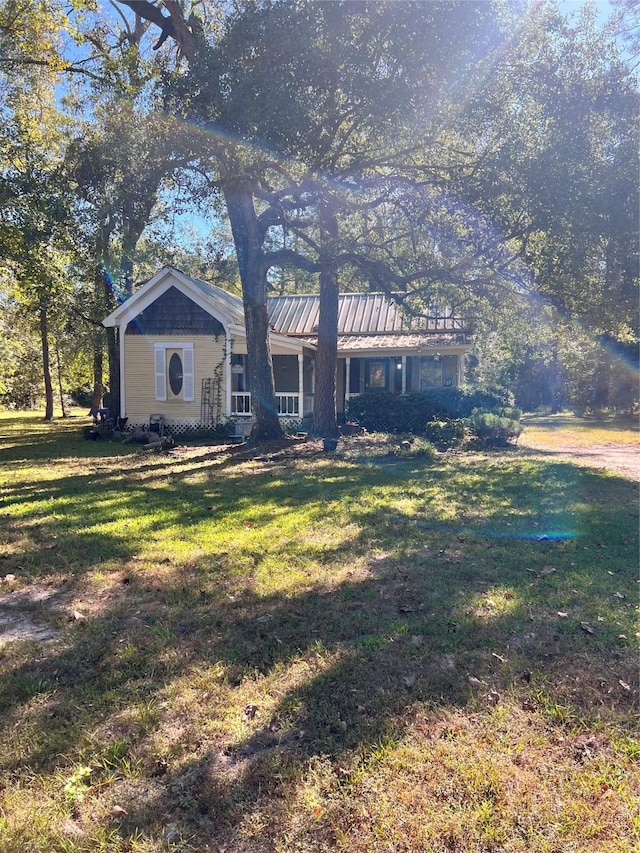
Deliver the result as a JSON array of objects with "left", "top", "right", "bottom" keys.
[{"left": 103, "top": 266, "right": 471, "bottom": 432}]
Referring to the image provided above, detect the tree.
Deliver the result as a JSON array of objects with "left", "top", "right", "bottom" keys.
[
  {"left": 66, "top": 103, "right": 200, "bottom": 414},
  {"left": 114, "top": 0, "right": 501, "bottom": 440},
  {"left": 458, "top": 3, "right": 639, "bottom": 343},
  {"left": 0, "top": 0, "right": 78, "bottom": 418}
]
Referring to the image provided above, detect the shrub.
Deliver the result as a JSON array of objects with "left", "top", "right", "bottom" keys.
[
  {"left": 492, "top": 406, "right": 523, "bottom": 421},
  {"left": 68, "top": 385, "right": 94, "bottom": 408},
  {"left": 390, "top": 437, "right": 437, "bottom": 460},
  {"left": 469, "top": 409, "right": 522, "bottom": 446},
  {"left": 425, "top": 418, "right": 468, "bottom": 447},
  {"left": 346, "top": 388, "right": 511, "bottom": 434}
]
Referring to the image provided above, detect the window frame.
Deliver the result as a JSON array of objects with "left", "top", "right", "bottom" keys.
[
  {"left": 154, "top": 342, "right": 194, "bottom": 402},
  {"left": 419, "top": 356, "right": 443, "bottom": 390},
  {"left": 366, "top": 359, "right": 389, "bottom": 391}
]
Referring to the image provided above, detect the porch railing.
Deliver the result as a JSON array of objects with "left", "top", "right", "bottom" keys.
[
  {"left": 277, "top": 394, "right": 299, "bottom": 416},
  {"left": 231, "top": 391, "right": 314, "bottom": 418},
  {"left": 231, "top": 392, "right": 252, "bottom": 415}
]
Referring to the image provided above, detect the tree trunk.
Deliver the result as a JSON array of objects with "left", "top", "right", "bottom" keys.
[
  {"left": 39, "top": 308, "right": 54, "bottom": 421},
  {"left": 92, "top": 225, "right": 111, "bottom": 410},
  {"left": 223, "top": 178, "right": 283, "bottom": 443},
  {"left": 550, "top": 338, "right": 563, "bottom": 414},
  {"left": 92, "top": 334, "right": 104, "bottom": 410},
  {"left": 55, "top": 342, "right": 67, "bottom": 417},
  {"left": 102, "top": 261, "right": 120, "bottom": 416},
  {"left": 105, "top": 325, "right": 120, "bottom": 417},
  {"left": 313, "top": 208, "right": 340, "bottom": 438}
]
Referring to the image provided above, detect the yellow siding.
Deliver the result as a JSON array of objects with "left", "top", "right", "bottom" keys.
[{"left": 124, "top": 335, "right": 227, "bottom": 426}]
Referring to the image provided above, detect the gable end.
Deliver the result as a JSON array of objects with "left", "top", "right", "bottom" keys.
[{"left": 126, "top": 286, "right": 225, "bottom": 336}]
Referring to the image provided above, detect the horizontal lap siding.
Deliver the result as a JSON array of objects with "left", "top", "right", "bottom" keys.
[{"left": 124, "top": 335, "right": 226, "bottom": 426}]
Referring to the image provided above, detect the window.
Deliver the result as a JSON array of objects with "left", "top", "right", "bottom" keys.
[
  {"left": 231, "top": 354, "right": 246, "bottom": 392},
  {"left": 168, "top": 352, "right": 183, "bottom": 396},
  {"left": 367, "top": 360, "right": 388, "bottom": 390},
  {"left": 154, "top": 343, "right": 194, "bottom": 402},
  {"left": 419, "top": 356, "right": 442, "bottom": 389}
]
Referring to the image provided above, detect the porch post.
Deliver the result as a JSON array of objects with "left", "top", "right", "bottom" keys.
[
  {"left": 298, "top": 353, "right": 304, "bottom": 417},
  {"left": 401, "top": 355, "right": 407, "bottom": 394},
  {"left": 457, "top": 353, "right": 463, "bottom": 387},
  {"left": 225, "top": 333, "right": 232, "bottom": 417},
  {"left": 118, "top": 322, "right": 126, "bottom": 417},
  {"left": 345, "top": 357, "right": 351, "bottom": 404}
]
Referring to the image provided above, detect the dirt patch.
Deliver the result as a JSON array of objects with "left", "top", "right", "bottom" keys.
[
  {"left": 228, "top": 436, "right": 326, "bottom": 461},
  {"left": 519, "top": 439, "right": 640, "bottom": 480},
  {"left": 0, "top": 583, "right": 63, "bottom": 644}
]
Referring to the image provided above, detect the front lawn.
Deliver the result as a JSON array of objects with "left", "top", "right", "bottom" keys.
[{"left": 0, "top": 412, "right": 637, "bottom": 852}]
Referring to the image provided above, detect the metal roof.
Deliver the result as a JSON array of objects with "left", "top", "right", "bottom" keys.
[
  {"left": 113, "top": 268, "right": 467, "bottom": 346},
  {"left": 174, "top": 269, "right": 245, "bottom": 325},
  {"left": 294, "top": 333, "right": 466, "bottom": 350},
  {"left": 267, "top": 292, "right": 464, "bottom": 337},
  {"left": 335, "top": 333, "right": 468, "bottom": 352}
]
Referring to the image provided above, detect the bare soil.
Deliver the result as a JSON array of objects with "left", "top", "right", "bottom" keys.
[{"left": 518, "top": 436, "right": 640, "bottom": 480}]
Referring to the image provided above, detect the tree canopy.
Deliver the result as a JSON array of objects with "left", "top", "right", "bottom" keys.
[{"left": 0, "top": 0, "right": 637, "bottom": 423}]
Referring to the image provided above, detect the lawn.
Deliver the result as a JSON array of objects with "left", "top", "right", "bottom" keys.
[{"left": 0, "top": 411, "right": 638, "bottom": 852}]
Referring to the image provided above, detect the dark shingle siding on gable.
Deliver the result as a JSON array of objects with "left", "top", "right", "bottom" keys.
[{"left": 126, "top": 287, "right": 225, "bottom": 336}]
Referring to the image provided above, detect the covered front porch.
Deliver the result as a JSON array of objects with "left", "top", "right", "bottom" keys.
[
  {"left": 337, "top": 348, "right": 466, "bottom": 418},
  {"left": 230, "top": 352, "right": 315, "bottom": 421}
]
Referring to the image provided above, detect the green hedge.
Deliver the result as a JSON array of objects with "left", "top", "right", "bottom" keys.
[
  {"left": 469, "top": 409, "right": 523, "bottom": 446},
  {"left": 346, "top": 388, "right": 511, "bottom": 433}
]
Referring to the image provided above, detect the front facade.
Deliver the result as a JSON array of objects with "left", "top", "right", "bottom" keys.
[
  {"left": 267, "top": 292, "right": 469, "bottom": 421},
  {"left": 103, "top": 267, "right": 471, "bottom": 431}
]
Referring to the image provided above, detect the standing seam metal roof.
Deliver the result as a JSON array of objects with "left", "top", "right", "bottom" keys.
[
  {"left": 267, "top": 292, "right": 464, "bottom": 337},
  {"left": 153, "top": 271, "right": 464, "bottom": 339}
]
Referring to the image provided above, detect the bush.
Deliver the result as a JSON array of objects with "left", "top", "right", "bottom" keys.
[
  {"left": 68, "top": 385, "right": 94, "bottom": 408},
  {"left": 346, "top": 388, "right": 511, "bottom": 434},
  {"left": 388, "top": 436, "right": 437, "bottom": 460},
  {"left": 492, "top": 406, "right": 523, "bottom": 421},
  {"left": 469, "top": 409, "right": 522, "bottom": 446},
  {"left": 425, "top": 418, "right": 468, "bottom": 447}
]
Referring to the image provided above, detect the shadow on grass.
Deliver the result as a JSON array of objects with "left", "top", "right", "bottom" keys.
[{"left": 0, "top": 433, "right": 637, "bottom": 848}]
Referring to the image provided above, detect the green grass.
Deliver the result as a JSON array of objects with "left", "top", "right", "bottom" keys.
[{"left": 0, "top": 411, "right": 638, "bottom": 852}]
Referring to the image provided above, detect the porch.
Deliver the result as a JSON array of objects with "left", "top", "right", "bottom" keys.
[
  {"left": 230, "top": 352, "right": 315, "bottom": 420},
  {"left": 338, "top": 352, "right": 465, "bottom": 416},
  {"left": 231, "top": 391, "right": 315, "bottom": 418}
]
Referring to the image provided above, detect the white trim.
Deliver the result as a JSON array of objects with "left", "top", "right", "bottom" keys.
[
  {"left": 298, "top": 353, "right": 304, "bottom": 418},
  {"left": 227, "top": 323, "right": 311, "bottom": 355},
  {"left": 154, "top": 342, "right": 194, "bottom": 402},
  {"left": 154, "top": 341, "right": 194, "bottom": 352},
  {"left": 119, "top": 324, "right": 126, "bottom": 415},
  {"left": 103, "top": 266, "right": 242, "bottom": 331},
  {"left": 345, "top": 357, "right": 351, "bottom": 404},
  {"left": 225, "top": 332, "right": 232, "bottom": 418}
]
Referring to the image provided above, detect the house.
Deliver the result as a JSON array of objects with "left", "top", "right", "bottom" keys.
[{"left": 102, "top": 266, "right": 472, "bottom": 432}]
